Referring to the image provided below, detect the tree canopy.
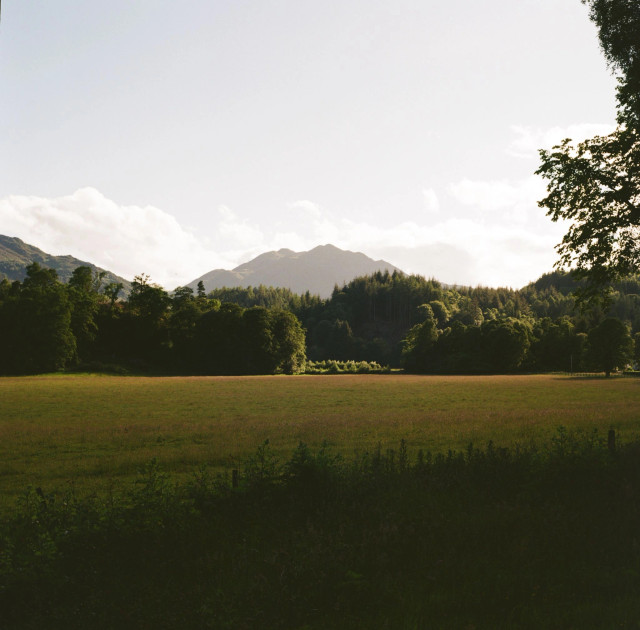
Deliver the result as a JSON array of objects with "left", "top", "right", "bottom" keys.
[
  {"left": 536, "top": 0, "right": 640, "bottom": 303},
  {"left": 586, "top": 316, "right": 633, "bottom": 376},
  {"left": 0, "top": 266, "right": 307, "bottom": 376},
  {"left": 2, "top": 261, "right": 640, "bottom": 376}
]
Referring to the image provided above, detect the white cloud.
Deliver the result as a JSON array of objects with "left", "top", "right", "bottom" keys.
[
  {"left": 0, "top": 188, "right": 231, "bottom": 289},
  {"left": 507, "top": 123, "right": 617, "bottom": 159},
  {"left": 216, "top": 205, "right": 265, "bottom": 251},
  {"left": 260, "top": 207, "right": 564, "bottom": 287},
  {"left": 440, "top": 174, "right": 570, "bottom": 284},
  {"left": 422, "top": 188, "right": 440, "bottom": 214},
  {"left": 0, "top": 186, "right": 567, "bottom": 291},
  {"left": 287, "top": 200, "right": 324, "bottom": 219},
  {"left": 448, "top": 176, "right": 546, "bottom": 220}
]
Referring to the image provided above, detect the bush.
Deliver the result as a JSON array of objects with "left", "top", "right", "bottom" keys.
[
  {"left": 2, "top": 430, "right": 640, "bottom": 629},
  {"left": 304, "top": 359, "right": 390, "bottom": 374}
]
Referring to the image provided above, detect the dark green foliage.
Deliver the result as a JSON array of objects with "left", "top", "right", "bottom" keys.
[
  {"left": 128, "top": 274, "right": 171, "bottom": 323},
  {"left": 167, "top": 286, "right": 307, "bottom": 375},
  {"left": 304, "top": 359, "right": 389, "bottom": 374},
  {"left": 67, "top": 266, "right": 104, "bottom": 358},
  {"left": 481, "top": 317, "right": 532, "bottom": 372},
  {"left": 3, "top": 432, "right": 640, "bottom": 628},
  {"left": 96, "top": 274, "right": 307, "bottom": 375},
  {"left": 402, "top": 317, "right": 439, "bottom": 372},
  {"left": 164, "top": 286, "right": 223, "bottom": 372},
  {"left": 582, "top": 0, "right": 640, "bottom": 126},
  {"left": 208, "top": 284, "right": 323, "bottom": 313},
  {"left": 537, "top": 1, "right": 640, "bottom": 302},
  {"left": 401, "top": 312, "right": 628, "bottom": 375},
  {"left": 102, "top": 281, "right": 123, "bottom": 307},
  {"left": 268, "top": 309, "right": 307, "bottom": 373},
  {"left": 204, "top": 270, "right": 640, "bottom": 373},
  {"left": 108, "top": 274, "right": 173, "bottom": 367},
  {"left": 403, "top": 317, "right": 534, "bottom": 374},
  {"left": 537, "top": 131, "right": 640, "bottom": 303},
  {"left": 435, "top": 320, "right": 476, "bottom": 373},
  {"left": 0, "top": 263, "right": 76, "bottom": 374},
  {"left": 428, "top": 299, "right": 449, "bottom": 327},
  {"left": 321, "top": 319, "right": 356, "bottom": 360},
  {"left": 3, "top": 258, "right": 640, "bottom": 375},
  {"left": 0, "top": 264, "right": 308, "bottom": 375},
  {"left": 530, "top": 317, "right": 585, "bottom": 372},
  {"left": 307, "top": 272, "right": 640, "bottom": 369},
  {"left": 166, "top": 286, "right": 208, "bottom": 369},
  {"left": 394, "top": 272, "right": 640, "bottom": 374},
  {"left": 302, "top": 271, "right": 456, "bottom": 365},
  {"left": 193, "top": 305, "right": 306, "bottom": 375},
  {"left": 194, "top": 302, "right": 244, "bottom": 373},
  {"left": 586, "top": 317, "right": 634, "bottom": 376}
]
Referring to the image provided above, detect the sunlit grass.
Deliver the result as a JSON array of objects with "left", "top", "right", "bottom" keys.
[{"left": 1, "top": 373, "right": 638, "bottom": 504}]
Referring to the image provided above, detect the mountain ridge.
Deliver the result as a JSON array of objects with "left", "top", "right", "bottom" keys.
[
  {"left": 0, "top": 235, "right": 132, "bottom": 292},
  {"left": 187, "top": 244, "right": 404, "bottom": 298}
]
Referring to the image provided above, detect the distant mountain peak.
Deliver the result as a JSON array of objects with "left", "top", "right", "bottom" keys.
[
  {"left": 188, "top": 245, "right": 403, "bottom": 298},
  {"left": 310, "top": 243, "right": 337, "bottom": 251}
]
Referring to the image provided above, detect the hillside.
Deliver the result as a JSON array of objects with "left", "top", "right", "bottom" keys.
[
  {"left": 0, "top": 235, "right": 131, "bottom": 292},
  {"left": 188, "top": 244, "right": 403, "bottom": 298}
]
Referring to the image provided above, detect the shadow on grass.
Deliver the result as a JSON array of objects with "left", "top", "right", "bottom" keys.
[{"left": 2, "top": 430, "right": 640, "bottom": 629}]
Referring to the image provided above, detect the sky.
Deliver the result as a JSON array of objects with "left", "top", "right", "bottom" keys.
[{"left": 0, "top": 0, "right": 619, "bottom": 290}]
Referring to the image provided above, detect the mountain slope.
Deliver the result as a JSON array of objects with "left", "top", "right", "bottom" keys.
[
  {"left": 188, "top": 244, "right": 403, "bottom": 298},
  {"left": 0, "top": 235, "right": 131, "bottom": 292}
]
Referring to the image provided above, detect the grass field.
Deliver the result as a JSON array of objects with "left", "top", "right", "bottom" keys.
[
  {"left": 3, "top": 373, "right": 640, "bottom": 628},
  {"left": 1, "top": 373, "right": 639, "bottom": 504}
]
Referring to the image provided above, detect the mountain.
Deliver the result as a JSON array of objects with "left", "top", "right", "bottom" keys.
[
  {"left": 187, "top": 244, "right": 404, "bottom": 298},
  {"left": 0, "top": 235, "right": 131, "bottom": 292}
]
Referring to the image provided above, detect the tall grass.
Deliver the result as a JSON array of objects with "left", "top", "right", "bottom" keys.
[{"left": 2, "top": 431, "right": 640, "bottom": 629}]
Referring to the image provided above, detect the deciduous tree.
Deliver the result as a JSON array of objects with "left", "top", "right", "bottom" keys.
[
  {"left": 586, "top": 317, "right": 633, "bottom": 376},
  {"left": 536, "top": 0, "right": 640, "bottom": 303},
  {"left": 0, "top": 263, "right": 76, "bottom": 374}
]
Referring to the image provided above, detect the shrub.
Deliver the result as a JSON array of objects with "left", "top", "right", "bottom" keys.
[{"left": 304, "top": 359, "right": 390, "bottom": 374}]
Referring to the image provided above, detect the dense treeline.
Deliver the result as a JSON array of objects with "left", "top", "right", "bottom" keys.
[
  {"left": 402, "top": 272, "right": 638, "bottom": 374},
  {"left": 0, "top": 264, "right": 306, "bottom": 375},
  {"left": 208, "top": 285, "right": 323, "bottom": 314},
  {"left": 1, "top": 263, "right": 638, "bottom": 375},
  {"left": 402, "top": 314, "right": 635, "bottom": 375},
  {"left": 222, "top": 272, "right": 452, "bottom": 366},
  {"left": 213, "top": 270, "right": 639, "bottom": 373}
]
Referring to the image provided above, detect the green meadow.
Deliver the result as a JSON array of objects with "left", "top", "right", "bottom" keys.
[
  {"left": 1, "top": 373, "right": 638, "bottom": 504},
  {"left": 3, "top": 373, "right": 640, "bottom": 628}
]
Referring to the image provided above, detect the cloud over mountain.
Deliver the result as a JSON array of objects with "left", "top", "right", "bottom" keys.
[
  {"left": 0, "top": 188, "right": 229, "bottom": 288},
  {"left": 1, "top": 178, "right": 568, "bottom": 290}
]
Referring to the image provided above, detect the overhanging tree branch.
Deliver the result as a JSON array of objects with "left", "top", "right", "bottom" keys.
[{"left": 537, "top": 1, "right": 640, "bottom": 305}]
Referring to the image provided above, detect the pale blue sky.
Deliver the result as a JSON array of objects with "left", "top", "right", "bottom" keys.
[{"left": 0, "top": 0, "right": 618, "bottom": 288}]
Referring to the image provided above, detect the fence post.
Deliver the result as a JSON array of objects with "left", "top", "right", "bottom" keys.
[
  {"left": 608, "top": 429, "right": 616, "bottom": 454},
  {"left": 232, "top": 469, "right": 239, "bottom": 488}
]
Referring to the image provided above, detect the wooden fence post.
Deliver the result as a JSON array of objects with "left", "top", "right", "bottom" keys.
[
  {"left": 232, "top": 469, "right": 239, "bottom": 488},
  {"left": 608, "top": 429, "right": 616, "bottom": 454}
]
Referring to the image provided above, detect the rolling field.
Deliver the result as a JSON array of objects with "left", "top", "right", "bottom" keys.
[{"left": 1, "top": 373, "right": 639, "bottom": 504}]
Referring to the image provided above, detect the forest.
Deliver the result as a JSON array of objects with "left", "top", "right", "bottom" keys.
[
  {"left": 0, "top": 263, "right": 306, "bottom": 376},
  {"left": 0, "top": 262, "right": 637, "bottom": 376},
  {"left": 209, "top": 269, "right": 639, "bottom": 375}
]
